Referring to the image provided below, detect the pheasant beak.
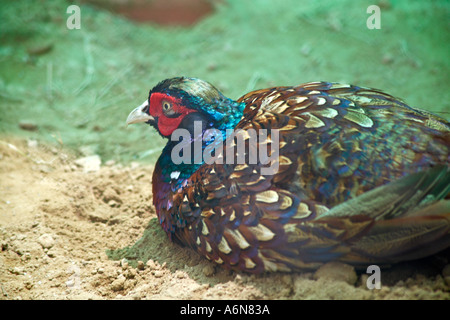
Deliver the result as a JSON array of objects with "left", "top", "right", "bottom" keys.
[{"left": 126, "top": 100, "right": 154, "bottom": 125}]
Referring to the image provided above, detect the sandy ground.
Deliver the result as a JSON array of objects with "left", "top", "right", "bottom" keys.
[{"left": 0, "top": 138, "right": 449, "bottom": 300}]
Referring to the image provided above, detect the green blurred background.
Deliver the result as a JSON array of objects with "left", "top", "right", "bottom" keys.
[{"left": 0, "top": 0, "right": 448, "bottom": 164}]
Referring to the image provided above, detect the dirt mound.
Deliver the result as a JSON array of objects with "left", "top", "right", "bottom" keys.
[{"left": 0, "top": 138, "right": 449, "bottom": 300}]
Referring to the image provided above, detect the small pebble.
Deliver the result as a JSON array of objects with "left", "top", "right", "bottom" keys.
[
  {"left": 27, "top": 140, "right": 38, "bottom": 148},
  {"left": 146, "top": 259, "right": 158, "bottom": 270},
  {"left": 37, "top": 234, "right": 55, "bottom": 249},
  {"left": 19, "top": 121, "right": 38, "bottom": 131},
  {"left": 46, "top": 248, "right": 57, "bottom": 258},
  {"left": 120, "top": 258, "right": 129, "bottom": 269},
  {"left": 203, "top": 264, "right": 215, "bottom": 277},
  {"left": 111, "top": 275, "right": 126, "bottom": 291},
  {"left": 24, "top": 279, "right": 33, "bottom": 290},
  {"left": 74, "top": 155, "right": 101, "bottom": 173},
  {"left": 125, "top": 268, "right": 136, "bottom": 279},
  {"left": 16, "top": 234, "right": 26, "bottom": 240},
  {"left": 137, "top": 261, "right": 145, "bottom": 270},
  {"left": 10, "top": 267, "right": 25, "bottom": 275},
  {"left": 153, "top": 270, "right": 164, "bottom": 278},
  {"left": 108, "top": 200, "right": 117, "bottom": 207},
  {"left": 314, "top": 262, "right": 357, "bottom": 285}
]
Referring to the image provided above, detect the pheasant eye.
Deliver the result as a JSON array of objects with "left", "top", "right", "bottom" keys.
[
  {"left": 162, "top": 100, "right": 179, "bottom": 117},
  {"left": 162, "top": 101, "right": 171, "bottom": 111}
]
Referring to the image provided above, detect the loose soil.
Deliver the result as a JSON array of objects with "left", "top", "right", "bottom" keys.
[{"left": 1, "top": 139, "right": 449, "bottom": 300}]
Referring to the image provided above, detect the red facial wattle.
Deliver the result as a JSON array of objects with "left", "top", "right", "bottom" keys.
[{"left": 149, "top": 92, "right": 197, "bottom": 136}]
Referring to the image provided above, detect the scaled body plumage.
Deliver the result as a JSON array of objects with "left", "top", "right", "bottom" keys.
[{"left": 127, "top": 77, "right": 450, "bottom": 273}]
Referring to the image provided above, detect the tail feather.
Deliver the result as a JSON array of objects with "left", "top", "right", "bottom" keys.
[
  {"left": 346, "top": 213, "right": 450, "bottom": 263},
  {"left": 313, "top": 165, "right": 450, "bottom": 265},
  {"left": 321, "top": 165, "right": 450, "bottom": 221}
]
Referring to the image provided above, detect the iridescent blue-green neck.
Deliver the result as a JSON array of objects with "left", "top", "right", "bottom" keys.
[{"left": 157, "top": 98, "right": 245, "bottom": 187}]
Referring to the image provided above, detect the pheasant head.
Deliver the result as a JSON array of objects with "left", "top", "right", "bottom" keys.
[{"left": 126, "top": 77, "right": 244, "bottom": 137}]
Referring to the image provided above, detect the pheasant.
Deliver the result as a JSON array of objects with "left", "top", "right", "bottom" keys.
[{"left": 126, "top": 77, "right": 450, "bottom": 273}]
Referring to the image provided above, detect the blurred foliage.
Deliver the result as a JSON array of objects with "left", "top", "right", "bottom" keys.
[{"left": 0, "top": 0, "right": 449, "bottom": 164}]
